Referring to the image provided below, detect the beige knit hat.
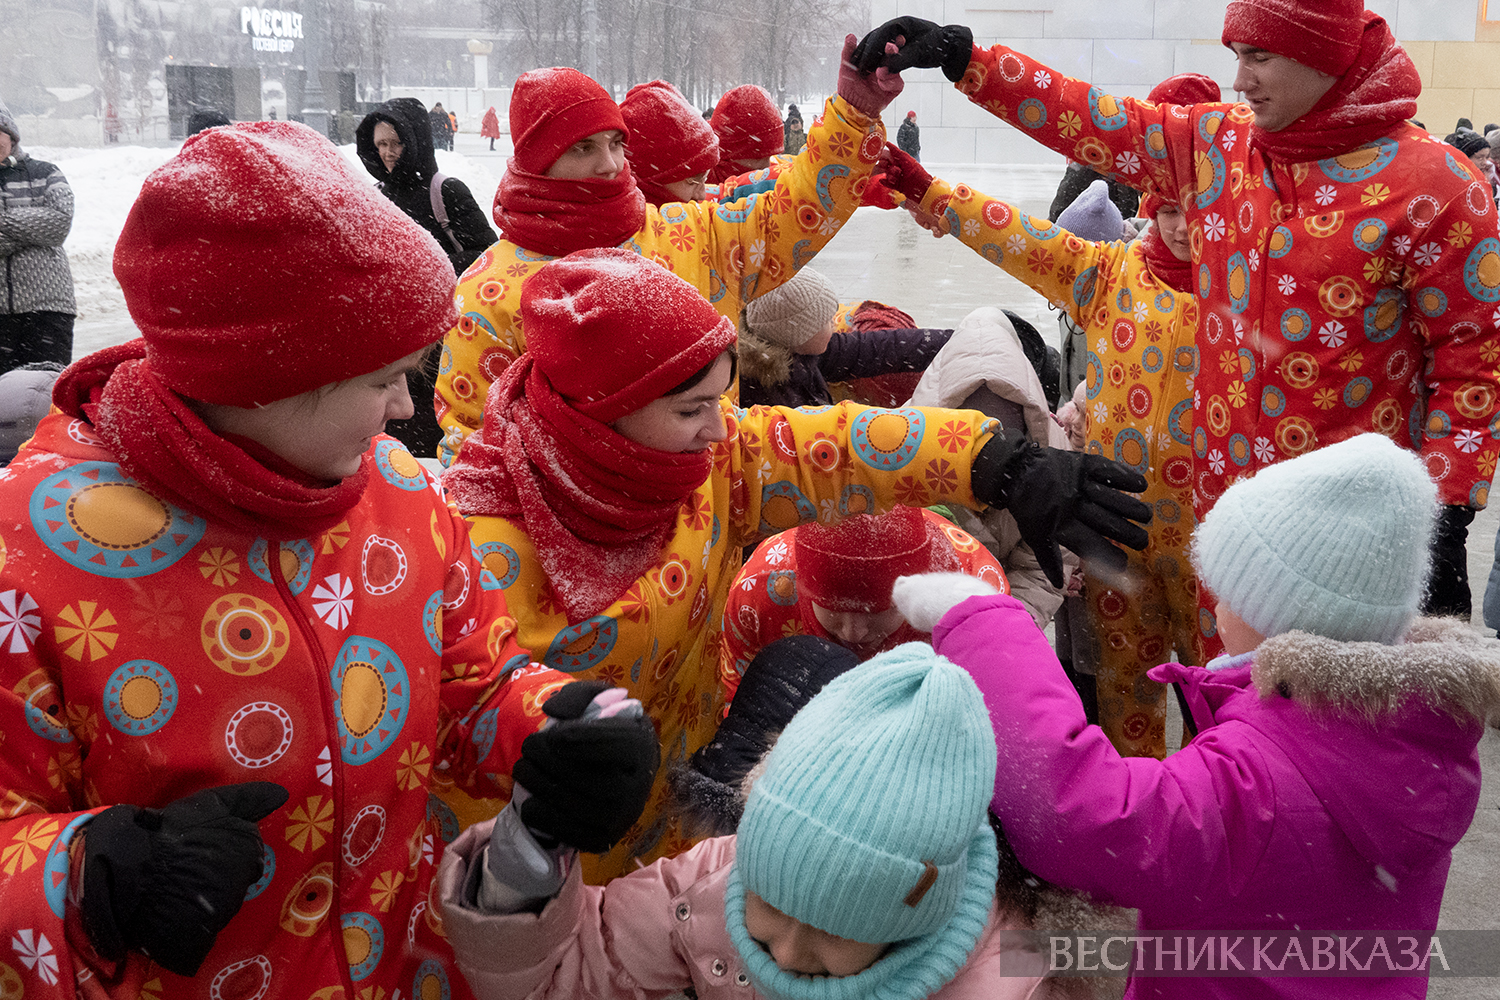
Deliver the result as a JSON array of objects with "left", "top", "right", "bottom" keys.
[{"left": 744, "top": 267, "right": 840, "bottom": 348}]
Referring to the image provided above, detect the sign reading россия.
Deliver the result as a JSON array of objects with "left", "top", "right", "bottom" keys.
[{"left": 241, "top": 7, "right": 303, "bottom": 52}]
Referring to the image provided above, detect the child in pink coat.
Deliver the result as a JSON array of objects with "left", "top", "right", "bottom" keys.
[
  {"left": 437, "top": 637, "right": 1082, "bottom": 1000},
  {"left": 893, "top": 433, "right": 1500, "bottom": 999}
]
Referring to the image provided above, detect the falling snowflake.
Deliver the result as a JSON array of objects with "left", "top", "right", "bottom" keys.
[
  {"left": 1313, "top": 185, "right": 1338, "bottom": 206},
  {"left": 1319, "top": 321, "right": 1347, "bottom": 348},
  {"left": 1203, "top": 214, "right": 1226, "bottom": 241},
  {"left": 12, "top": 929, "right": 58, "bottom": 986},
  {"left": 1276, "top": 275, "right": 1297, "bottom": 296},
  {"left": 311, "top": 574, "right": 354, "bottom": 630},
  {"left": 0, "top": 590, "right": 40, "bottom": 653}
]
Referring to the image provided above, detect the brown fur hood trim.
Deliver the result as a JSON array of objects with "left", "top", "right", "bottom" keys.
[
  {"left": 736, "top": 319, "right": 793, "bottom": 387},
  {"left": 1253, "top": 617, "right": 1500, "bottom": 726}
]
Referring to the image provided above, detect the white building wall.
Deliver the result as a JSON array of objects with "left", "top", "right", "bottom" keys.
[{"left": 873, "top": 0, "right": 1485, "bottom": 164}]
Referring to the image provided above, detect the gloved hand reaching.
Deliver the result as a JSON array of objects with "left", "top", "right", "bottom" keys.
[
  {"left": 482, "top": 683, "right": 657, "bottom": 913},
  {"left": 971, "top": 435, "right": 1151, "bottom": 588},
  {"left": 869, "top": 142, "right": 934, "bottom": 205},
  {"left": 81, "top": 782, "right": 288, "bottom": 977},
  {"left": 852, "top": 17, "right": 975, "bottom": 83},
  {"left": 511, "top": 680, "right": 660, "bottom": 854},
  {"left": 891, "top": 572, "right": 1003, "bottom": 632},
  {"left": 836, "top": 33, "right": 904, "bottom": 117}
]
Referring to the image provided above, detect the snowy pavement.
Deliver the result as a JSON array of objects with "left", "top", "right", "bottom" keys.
[{"left": 29, "top": 136, "right": 1500, "bottom": 954}]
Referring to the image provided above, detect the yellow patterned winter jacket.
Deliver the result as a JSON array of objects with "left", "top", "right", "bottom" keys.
[
  {"left": 435, "top": 97, "right": 886, "bottom": 465},
  {"left": 920, "top": 178, "right": 1198, "bottom": 588},
  {"left": 440, "top": 399, "right": 999, "bottom": 882}
]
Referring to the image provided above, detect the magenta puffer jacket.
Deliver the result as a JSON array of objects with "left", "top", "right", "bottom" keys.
[
  {"left": 437, "top": 822, "right": 1054, "bottom": 1000},
  {"left": 932, "top": 595, "right": 1498, "bottom": 1000}
]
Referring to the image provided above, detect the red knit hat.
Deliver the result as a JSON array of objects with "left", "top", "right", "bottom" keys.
[
  {"left": 1147, "top": 73, "right": 1223, "bottom": 107},
  {"left": 621, "top": 80, "right": 720, "bottom": 189},
  {"left": 112, "top": 120, "right": 457, "bottom": 408},
  {"left": 711, "top": 85, "right": 785, "bottom": 163},
  {"left": 509, "top": 67, "right": 629, "bottom": 175},
  {"left": 1221, "top": 0, "right": 1366, "bottom": 77},
  {"left": 795, "top": 507, "right": 934, "bottom": 613},
  {"left": 520, "top": 248, "right": 737, "bottom": 422}
]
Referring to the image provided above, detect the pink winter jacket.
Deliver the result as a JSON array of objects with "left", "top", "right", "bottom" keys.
[
  {"left": 437, "top": 822, "right": 1054, "bottom": 1000},
  {"left": 931, "top": 594, "right": 1497, "bottom": 1000}
]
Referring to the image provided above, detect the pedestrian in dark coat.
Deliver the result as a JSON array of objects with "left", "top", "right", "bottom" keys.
[
  {"left": 738, "top": 266, "right": 952, "bottom": 408},
  {"left": 896, "top": 109, "right": 921, "bottom": 160},
  {"left": 429, "top": 101, "right": 455, "bottom": 150},
  {"left": 356, "top": 97, "right": 497, "bottom": 455},
  {"left": 0, "top": 102, "right": 75, "bottom": 374}
]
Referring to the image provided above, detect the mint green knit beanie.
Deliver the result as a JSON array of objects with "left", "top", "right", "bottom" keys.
[
  {"left": 1193, "top": 433, "right": 1438, "bottom": 645},
  {"left": 725, "top": 642, "right": 999, "bottom": 1000}
]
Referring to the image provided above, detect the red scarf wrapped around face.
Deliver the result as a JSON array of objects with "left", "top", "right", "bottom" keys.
[
  {"left": 52, "top": 341, "right": 369, "bottom": 541},
  {"left": 444, "top": 355, "right": 713, "bottom": 623},
  {"left": 493, "top": 159, "right": 647, "bottom": 258},
  {"left": 1250, "top": 13, "right": 1420, "bottom": 164},
  {"left": 1137, "top": 194, "right": 1194, "bottom": 293}
]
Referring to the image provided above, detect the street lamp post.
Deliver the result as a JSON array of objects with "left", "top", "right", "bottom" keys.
[{"left": 300, "top": 0, "right": 330, "bottom": 136}]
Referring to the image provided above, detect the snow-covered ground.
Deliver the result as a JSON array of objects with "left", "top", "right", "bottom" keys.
[{"left": 35, "top": 136, "right": 1061, "bottom": 356}]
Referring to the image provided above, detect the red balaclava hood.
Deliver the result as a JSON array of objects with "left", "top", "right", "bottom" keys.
[{"left": 620, "top": 80, "right": 720, "bottom": 204}]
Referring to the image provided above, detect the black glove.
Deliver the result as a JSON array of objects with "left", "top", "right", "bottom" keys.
[
  {"left": 972, "top": 436, "right": 1151, "bottom": 588},
  {"left": 852, "top": 16, "right": 975, "bottom": 83},
  {"left": 1422, "top": 504, "right": 1475, "bottom": 618},
  {"left": 673, "top": 636, "right": 858, "bottom": 836},
  {"left": 513, "top": 680, "right": 661, "bottom": 854},
  {"left": 82, "top": 782, "right": 288, "bottom": 977}
]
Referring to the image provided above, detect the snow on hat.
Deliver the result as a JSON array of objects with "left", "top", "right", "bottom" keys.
[
  {"left": 1055, "top": 179, "right": 1125, "bottom": 243},
  {"left": 726, "top": 643, "right": 999, "bottom": 1000},
  {"left": 112, "top": 121, "right": 457, "bottom": 408},
  {"left": 519, "top": 248, "right": 736, "bottom": 423},
  {"left": 1193, "top": 433, "right": 1438, "bottom": 645},
  {"left": 795, "top": 506, "right": 935, "bottom": 613},
  {"left": 620, "top": 80, "right": 720, "bottom": 195},
  {"left": 1447, "top": 130, "right": 1490, "bottom": 159},
  {"left": 1221, "top": 0, "right": 1366, "bottom": 78},
  {"left": 509, "top": 67, "right": 628, "bottom": 175},
  {"left": 711, "top": 85, "right": 785, "bottom": 163},
  {"left": 744, "top": 267, "right": 840, "bottom": 349}
]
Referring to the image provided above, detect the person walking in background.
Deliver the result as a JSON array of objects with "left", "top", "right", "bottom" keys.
[
  {"left": 430, "top": 100, "right": 454, "bottom": 151},
  {"left": 783, "top": 102, "right": 806, "bottom": 155},
  {"left": 356, "top": 97, "right": 497, "bottom": 458},
  {"left": 896, "top": 109, "right": 921, "bottom": 160},
  {"left": 0, "top": 101, "right": 76, "bottom": 375},
  {"left": 481, "top": 105, "right": 501, "bottom": 150}
]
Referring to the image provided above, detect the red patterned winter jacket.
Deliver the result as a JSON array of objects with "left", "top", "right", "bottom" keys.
[
  {"left": 0, "top": 412, "right": 567, "bottom": 1000},
  {"left": 954, "top": 43, "right": 1500, "bottom": 517}
]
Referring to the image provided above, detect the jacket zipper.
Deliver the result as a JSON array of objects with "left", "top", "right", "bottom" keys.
[{"left": 272, "top": 552, "right": 357, "bottom": 997}]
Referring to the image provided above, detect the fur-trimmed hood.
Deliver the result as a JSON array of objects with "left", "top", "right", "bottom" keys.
[
  {"left": 736, "top": 318, "right": 793, "bottom": 387},
  {"left": 1253, "top": 617, "right": 1500, "bottom": 726}
]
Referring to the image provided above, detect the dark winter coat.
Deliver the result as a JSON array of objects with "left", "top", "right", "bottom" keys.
[
  {"left": 429, "top": 105, "right": 455, "bottom": 149},
  {"left": 738, "top": 326, "right": 953, "bottom": 408},
  {"left": 0, "top": 144, "right": 76, "bottom": 316},
  {"left": 896, "top": 116, "right": 920, "bottom": 160},
  {"left": 356, "top": 98, "right": 496, "bottom": 275},
  {"left": 1046, "top": 161, "right": 1139, "bottom": 222}
]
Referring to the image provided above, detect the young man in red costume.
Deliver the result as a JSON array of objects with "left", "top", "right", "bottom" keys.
[{"left": 856, "top": 0, "right": 1500, "bottom": 645}]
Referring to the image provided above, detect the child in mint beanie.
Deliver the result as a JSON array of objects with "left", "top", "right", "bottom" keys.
[
  {"left": 432, "top": 638, "right": 1080, "bottom": 1000},
  {"left": 893, "top": 432, "right": 1500, "bottom": 1000}
]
